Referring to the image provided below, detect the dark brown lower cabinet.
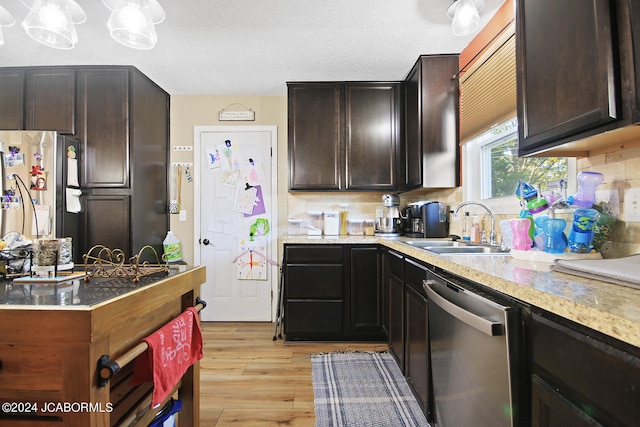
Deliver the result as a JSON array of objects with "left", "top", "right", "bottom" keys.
[
  {"left": 385, "top": 250, "right": 405, "bottom": 370},
  {"left": 348, "top": 246, "right": 384, "bottom": 339},
  {"left": 283, "top": 244, "right": 383, "bottom": 341},
  {"left": 403, "top": 258, "right": 431, "bottom": 420},
  {"left": 383, "top": 249, "right": 432, "bottom": 421},
  {"left": 531, "top": 374, "right": 601, "bottom": 427},
  {"left": 531, "top": 309, "right": 640, "bottom": 426},
  {"left": 405, "top": 284, "right": 430, "bottom": 418}
]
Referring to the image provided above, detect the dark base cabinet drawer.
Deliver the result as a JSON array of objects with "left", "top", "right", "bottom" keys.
[
  {"left": 284, "top": 301, "right": 343, "bottom": 339},
  {"left": 285, "top": 265, "right": 343, "bottom": 298},
  {"left": 284, "top": 245, "right": 343, "bottom": 263},
  {"left": 532, "top": 311, "right": 640, "bottom": 426}
]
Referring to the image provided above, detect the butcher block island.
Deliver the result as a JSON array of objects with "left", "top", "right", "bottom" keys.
[{"left": 0, "top": 265, "right": 206, "bottom": 427}]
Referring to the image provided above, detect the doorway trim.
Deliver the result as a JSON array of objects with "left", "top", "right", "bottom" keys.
[{"left": 193, "top": 125, "right": 279, "bottom": 320}]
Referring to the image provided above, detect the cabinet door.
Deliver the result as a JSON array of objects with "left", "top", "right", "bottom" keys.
[
  {"left": 0, "top": 69, "right": 25, "bottom": 130},
  {"left": 517, "top": 0, "right": 619, "bottom": 155},
  {"left": 630, "top": 0, "right": 640, "bottom": 122},
  {"left": 405, "top": 284, "right": 430, "bottom": 419},
  {"left": 404, "top": 65, "right": 422, "bottom": 188},
  {"left": 288, "top": 83, "right": 343, "bottom": 190},
  {"left": 531, "top": 375, "right": 601, "bottom": 427},
  {"left": 420, "top": 56, "right": 460, "bottom": 189},
  {"left": 388, "top": 271, "right": 405, "bottom": 371},
  {"left": 77, "top": 68, "right": 129, "bottom": 188},
  {"left": 349, "top": 246, "right": 383, "bottom": 335},
  {"left": 25, "top": 68, "right": 76, "bottom": 134},
  {"left": 345, "top": 83, "right": 399, "bottom": 191},
  {"left": 403, "top": 55, "right": 460, "bottom": 189},
  {"left": 531, "top": 310, "right": 640, "bottom": 426},
  {"left": 81, "top": 193, "right": 131, "bottom": 257}
]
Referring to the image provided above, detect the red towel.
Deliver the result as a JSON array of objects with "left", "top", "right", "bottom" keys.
[{"left": 131, "top": 307, "right": 204, "bottom": 407}]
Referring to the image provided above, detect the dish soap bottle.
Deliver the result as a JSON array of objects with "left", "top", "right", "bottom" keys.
[
  {"left": 470, "top": 215, "right": 481, "bottom": 243},
  {"left": 462, "top": 212, "right": 471, "bottom": 241},
  {"left": 163, "top": 231, "right": 183, "bottom": 262}
]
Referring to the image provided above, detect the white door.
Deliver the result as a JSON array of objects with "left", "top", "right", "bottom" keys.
[{"left": 194, "top": 126, "right": 277, "bottom": 321}]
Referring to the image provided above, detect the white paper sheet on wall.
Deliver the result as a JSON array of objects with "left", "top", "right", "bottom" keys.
[
  {"left": 66, "top": 188, "right": 82, "bottom": 213},
  {"left": 67, "top": 158, "right": 79, "bottom": 187},
  {"left": 32, "top": 205, "right": 51, "bottom": 236}
]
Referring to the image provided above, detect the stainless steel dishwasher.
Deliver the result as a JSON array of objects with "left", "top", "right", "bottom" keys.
[{"left": 423, "top": 268, "right": 524, "bottom": 427}]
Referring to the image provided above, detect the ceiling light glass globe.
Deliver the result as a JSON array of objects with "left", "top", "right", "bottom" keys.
[
  {"left": 23, "top": 0, "right": 77, "bottom": 49},
  {"left": 107, "top": 0, "right": 157, "bottom": 49}
]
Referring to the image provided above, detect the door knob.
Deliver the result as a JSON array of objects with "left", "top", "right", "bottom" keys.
[{"left": 202, "top": 239, "right": 210, "bottom": 245}]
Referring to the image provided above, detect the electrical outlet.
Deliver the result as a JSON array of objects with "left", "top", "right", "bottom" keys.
[
  {"left": 179, "top": 210, "right": 187, "bottom": 221},
  {"left": 173, "top": 146, "right": 193, "bottom": 151},
  {"left": 623, "top": 188, "right": 640, "bottom": 222}
]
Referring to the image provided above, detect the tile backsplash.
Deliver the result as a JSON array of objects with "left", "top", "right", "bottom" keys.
[{"left": 286, "top": 145, "right": 640, "bottom": 252}]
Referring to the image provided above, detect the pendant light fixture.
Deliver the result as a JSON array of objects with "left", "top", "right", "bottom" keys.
[
  {"left": 20, "top": 0, "right": 86, "bottom": 49},
  {"left": 0, "top": 6, "right": 16, "bottom": 48},
  {"left": 102, "top": 0, "right": 165, "bottom": 50},
  {"left": 447, "top": 0, "right": 485, "bottom": 37}
]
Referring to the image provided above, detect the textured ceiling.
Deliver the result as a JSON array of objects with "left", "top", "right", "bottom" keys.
[{"left": 0, "top": 0, "right": 507, "bottom": 95}]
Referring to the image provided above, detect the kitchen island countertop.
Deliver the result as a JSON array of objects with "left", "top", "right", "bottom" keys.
[{"left": 282, "top": 235, "right": 640, "bottom": 348}]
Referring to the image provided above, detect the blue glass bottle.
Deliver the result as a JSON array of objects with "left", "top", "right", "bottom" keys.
[{"left": 568, "top": 208, "right": 599, "bottom": 253}]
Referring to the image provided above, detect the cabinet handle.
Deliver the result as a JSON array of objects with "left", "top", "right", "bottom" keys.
[{"left": 423, "top": 279, "right": 504, "bottom": 337}]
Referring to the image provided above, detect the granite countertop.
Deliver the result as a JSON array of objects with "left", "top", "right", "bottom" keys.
[
  {"left": 282, "top": 235, "right": 640, "bottom": 348},
  {"left": 0, "top": 265, "right": 193, "bottom": 308}
]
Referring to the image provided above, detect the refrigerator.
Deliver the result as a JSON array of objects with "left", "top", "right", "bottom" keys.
[{"left": 0, "top": 130, "right": 81, "bottom": 264}]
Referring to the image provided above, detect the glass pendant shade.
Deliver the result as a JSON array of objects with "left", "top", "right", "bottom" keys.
[
  {"left": 22, "top": 0, "right": 85, "bottom": 49},
  {"left": 447, "top": 0, "right": 484, "bottom": 37},
  {"left": 104, "top": 0, "right": 165, "bottom": 50},
  {"left": 0, "top": 6, "right": 17, "bottom": 48}
]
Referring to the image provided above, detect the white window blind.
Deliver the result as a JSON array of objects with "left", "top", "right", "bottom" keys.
[{"left": 460, "top": 28, "right": 516, "bottom": 143}]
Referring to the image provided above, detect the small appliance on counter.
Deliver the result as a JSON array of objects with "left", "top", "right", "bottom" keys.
[
  {"left": 375, "top": 194, "right": 404, "bottom": 236},
  {"left": 403, "top": 200, "right": 429, "bottom": 237},
  {"left": 423, "top": 201, "right": 449, "bottom": 238},
  {"left": 402, "top": 201, "right": 450, "bottom": 238}
]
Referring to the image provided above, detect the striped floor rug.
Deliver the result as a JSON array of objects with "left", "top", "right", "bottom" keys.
[{"left": 311, "top": 352, "right": 430, "bottom": 427}]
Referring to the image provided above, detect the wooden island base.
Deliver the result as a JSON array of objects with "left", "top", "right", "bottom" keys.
[{"left": 0, "top": 265, "right": 206, "bottom": 427}]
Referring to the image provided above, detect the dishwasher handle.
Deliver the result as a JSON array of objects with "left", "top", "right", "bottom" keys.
[{"left": 423, "top": 279, "right": 504, "bottom": 337}]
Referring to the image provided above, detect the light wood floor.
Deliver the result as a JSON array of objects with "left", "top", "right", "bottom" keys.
[{"left": 199, "top": 322, "right": 388, "bottom": 426}]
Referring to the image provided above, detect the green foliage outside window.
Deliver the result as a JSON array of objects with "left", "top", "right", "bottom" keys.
[{"left": 481, "top": 119, "right": 567, "bottom": 198}]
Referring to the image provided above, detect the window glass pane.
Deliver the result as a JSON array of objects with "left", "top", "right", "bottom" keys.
[{"left": 478, "top": 119, "right": 568, "bottom": 199}]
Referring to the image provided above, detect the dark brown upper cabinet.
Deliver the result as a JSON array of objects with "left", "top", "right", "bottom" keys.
[
  {"left": 76, "top": 66, "right": 169, "bottom": 259},
  {"left": 0, "top": 69, "right": 25, "bottom": 130},
  {"left": 345, "top": 83, "right": 400, "bottom": 191},
  {"left": 517, "top": 0, "right": 640, "bottom": 156},
  {"left": 403, "top": 55, "right": 460, "bottom": 189},
  {"left": 0, "top": 67, "right": 76, "bottom": 134},
  {"left": 288, "top": 82, "right": 400, "bottom": 191},
  {"left": 26, "top": 68, "right": 76, "bottom": 134},
  {"left": 288, "top": 83, "right": 343, "bottom": 191}
]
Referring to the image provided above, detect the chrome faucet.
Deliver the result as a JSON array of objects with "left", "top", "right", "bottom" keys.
[{"left": 453, "top": 201, "right": 497, "bottom": 246}]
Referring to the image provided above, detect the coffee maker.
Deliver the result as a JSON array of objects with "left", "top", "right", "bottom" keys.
[
  {"left": 375, "top": 194, "right": 403, "bottom": 236},
  {"left": 422, "top": 201, "right": 449, "bottom": 238},
  {"left": 404, "top": 201, "right": 429, "bottom": 237}
]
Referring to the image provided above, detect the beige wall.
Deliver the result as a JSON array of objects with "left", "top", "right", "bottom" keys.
[{"left": 170, "top": 95, "right": 640, "bottom": 264}]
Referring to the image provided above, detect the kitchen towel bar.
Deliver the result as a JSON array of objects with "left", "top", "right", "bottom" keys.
[{"left": 96, "top": 297, "right": 207, "bottom": 387}]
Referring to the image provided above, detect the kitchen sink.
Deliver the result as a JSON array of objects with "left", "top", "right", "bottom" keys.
[
  {"left": 404, "top": 240, "right": 510, "bottom": 255},
  {"left": 426, "top": 246, "right": 510, "bottom": 255},
  {"left": 405, "top": 240, "right": 465, "bottom": 247}
]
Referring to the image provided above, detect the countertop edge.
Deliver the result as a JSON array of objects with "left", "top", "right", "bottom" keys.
[{"left": 281, "top": 236, "right": 640, "bottom": 348}]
